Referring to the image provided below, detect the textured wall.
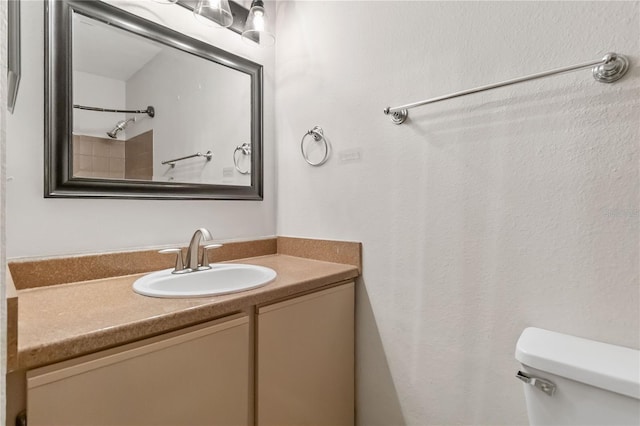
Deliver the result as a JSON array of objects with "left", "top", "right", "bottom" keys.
[
  {"left": 6, "top": 0, "right": 276, "bottom": 258},
  {"left": 274, "top": 2, "right": 639, "bottom": 424}
]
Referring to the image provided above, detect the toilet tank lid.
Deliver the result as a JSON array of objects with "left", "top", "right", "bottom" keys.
[{"left": 516, "top": 327, "right": 640, "bottom": 400}]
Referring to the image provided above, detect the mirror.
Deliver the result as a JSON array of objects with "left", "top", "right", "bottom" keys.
[{"left": 45, "top": 0, "right": 263, "bottom": 199}]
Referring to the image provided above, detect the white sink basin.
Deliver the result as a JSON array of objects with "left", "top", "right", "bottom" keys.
[{"left": 133, "top": 264, "right": 277, "bottom": 298}]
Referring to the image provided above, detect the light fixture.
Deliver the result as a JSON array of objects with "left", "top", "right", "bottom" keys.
[
  {"left": 241, "top": 0, "right": 275, "bottom": 46},
  {"left": 193, "top": 0, "right": 233, "bottom": 28}
]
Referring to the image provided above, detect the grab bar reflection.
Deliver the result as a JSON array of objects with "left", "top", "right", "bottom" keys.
[{"left": 162, "top": 151, "right": 213, "bottom": 168}]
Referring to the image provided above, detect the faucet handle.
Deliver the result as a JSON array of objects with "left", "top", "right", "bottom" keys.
[
  {"left": 199, "top": 243, "right": 223, "bottom": 270},
  {"left": 158, "top": 248, "right": 188, "bottom": 274}
]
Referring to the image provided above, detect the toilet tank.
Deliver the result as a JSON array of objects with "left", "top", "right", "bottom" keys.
[{"left": 515, "top": 327, "right": 640, "bottom": 426}]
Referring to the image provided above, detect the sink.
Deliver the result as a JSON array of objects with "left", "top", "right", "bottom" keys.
[{"left": 133, "top": 264, "right": 277, "bottom": 298}]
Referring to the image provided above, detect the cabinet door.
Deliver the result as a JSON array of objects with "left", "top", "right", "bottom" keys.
[
  {"left": 27, "top": 314, "right": 250, "bottom": 426},
  {"left": 257, "top": 282, "right": 354, "bottom": 426}
]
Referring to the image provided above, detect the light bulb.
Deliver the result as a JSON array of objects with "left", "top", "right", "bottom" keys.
[
  {"left": 193, "top": 0, "right": 233, "bottom": 28},
  {"left": 252, "top": 10, "right": 265, "bottom": 31},
  {"left": 242, "top": 0, "right": 275, "bottom": 46}
]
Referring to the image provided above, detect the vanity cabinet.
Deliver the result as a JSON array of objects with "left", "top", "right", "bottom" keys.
[
  {"left": 20, "top": 281, "right": 356, "bottom": 426},
  {"left": 26, "top": 314, "right": 250, "bottom": 426},
  {"left": 256, "top": 281, "right": 355, "bottom": 426}
]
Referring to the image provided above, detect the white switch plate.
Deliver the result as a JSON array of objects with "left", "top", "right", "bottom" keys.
[{"left": 338, "top": 148, "right": 362, "bottom": 164}]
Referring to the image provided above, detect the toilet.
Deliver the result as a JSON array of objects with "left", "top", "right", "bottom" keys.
[{"left": 515, "top": 327, "right": 640, "bottom": 425}]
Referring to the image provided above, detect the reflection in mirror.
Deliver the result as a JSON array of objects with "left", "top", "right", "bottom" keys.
[
  {"left": 45, "top": 0, "right": 263, "bottom": 199},
  {"left": 72, "top": 12, "right": 251, "bottom": 186}
]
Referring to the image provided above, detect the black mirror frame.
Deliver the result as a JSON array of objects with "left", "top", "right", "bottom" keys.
[
  {"left": 7, "top": 0, "right": 20, "bottom": 113},
  {"left": 44, "top": 0, "right": 264, "bottom": 200}
]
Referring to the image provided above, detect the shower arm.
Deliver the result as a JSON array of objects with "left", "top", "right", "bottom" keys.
[{"left": 73, "top": 104, "right": 155, "bottom": 118}]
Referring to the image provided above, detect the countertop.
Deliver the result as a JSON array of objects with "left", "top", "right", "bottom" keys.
[{"left": 16, "top": 254, "right": 359, "bottom": 370}]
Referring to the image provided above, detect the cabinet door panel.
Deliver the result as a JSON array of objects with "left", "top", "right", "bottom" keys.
[
  {"left": 27, "top": 315, "right": 250, "bottom": 426},
  {"left": 257, "top": 282, "right": 354, "bottom": 426}
]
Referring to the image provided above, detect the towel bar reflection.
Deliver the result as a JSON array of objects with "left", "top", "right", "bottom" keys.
[
  {"left": 162, "top": 151, "right": 213, "bottom": 168},
  {"left": 383, "top": 52, "right": 629, "bottom": 124}
]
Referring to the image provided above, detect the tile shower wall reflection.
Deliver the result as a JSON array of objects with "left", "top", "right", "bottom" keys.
[
  {"left": 73, "top": 135, "right": 125, "bottom": 179},
  {"left": 72, "top": 131, "right": 153, "bottom": 180},
  {"left": 124, "top": 130, "right": 153, "bottom": 180}
]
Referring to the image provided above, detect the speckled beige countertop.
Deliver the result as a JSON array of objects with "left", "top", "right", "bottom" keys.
[{"left": 16, "top": 253, "right": 359, "bottom": 370}]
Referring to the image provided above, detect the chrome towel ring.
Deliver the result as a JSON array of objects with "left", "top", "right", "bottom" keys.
[
  {"left": 233, "top": 142, "right": 251, "bottom": 174},
  {"left": 301, "top": 126, "right": 329, "bottom": 166}
]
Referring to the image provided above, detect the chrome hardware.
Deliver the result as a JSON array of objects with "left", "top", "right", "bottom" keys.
[
  {"left": 233, "top": 143, "right": 251, "bottom": 174},
  {"left": 158, "top": 248, "right": 188, "bottom": 274},
  {"left": 592, "top": 53, "right": 629, "bottom": 83},
  {"left": 516, "top": 370, "right": 556, "bottom": 396},
  {"left": 384, "top": 52, "right": 630, "bottom": 124},
  {"left": 200, "top": 243, "right": 223, "bottom": 269},
  {"left": 160, "top": 229, "right": 222, "bottom": 274},
  {"left": 300, "top": 126, "right": 329, "bottom": 166},
  {"left": 162, "top": 150, "right": 213, "bottom": 167},
  {"left": 185, "top": 228, "right": 214, "bottom": 271},
  {"left": 107, "top": 117, "right": 136, "bottom": 139},
  {"left": 383, "top": 107, "right": 408, "bottom": 125}
]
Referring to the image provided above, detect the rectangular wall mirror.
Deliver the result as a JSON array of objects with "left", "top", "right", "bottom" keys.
[{"left": 45, "top": 0, "right": 263, "bottom": 199}]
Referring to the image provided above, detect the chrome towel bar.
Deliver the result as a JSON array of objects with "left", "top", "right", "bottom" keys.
[
  {"left": 162, "top": 151, "right": 213, "bottom": 167},
  {"left": 383, "top": 52, "right": 629, "bottom": 124}
]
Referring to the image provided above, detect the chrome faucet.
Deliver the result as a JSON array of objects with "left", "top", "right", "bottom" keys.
[
  {"left": 184, "top": 228, "right": 213, "bottom": 271},
  {"left": 159, "top": 228, "right": 222, "bottom": 274}
]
